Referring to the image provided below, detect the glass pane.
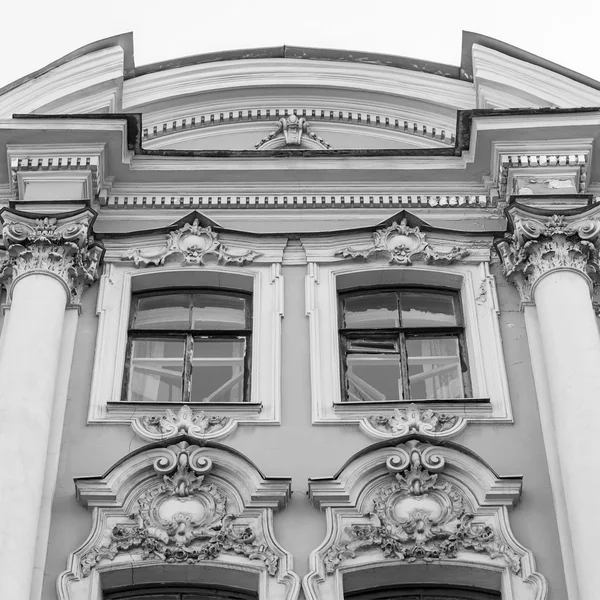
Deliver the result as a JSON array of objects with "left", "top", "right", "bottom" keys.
[
  {"left": 406, "top": 337, "right": 464, "bottom": 400},
  {"left": 133, "top": 294, "right": 191, "bottom": 330},
  {"left": 343, "top": 293, "right": 399, "bottom": 328},
  {"left": 400, "top": 292, "right": 458, "bottom": 327},
  {"left": 129, "top": 338, "right": 185, "bottom": 402},
  {"left": 346, "top": 348, "right": 403, "bottom": 402},
  {"left": 347, "top": 338, "right": 399, "bottom": 353},
  {"left": 189, "top": 338, "right": 246, "bottom": 403},
  {"left": 192, "top": 293, "right": 247, "bottom": 329}
]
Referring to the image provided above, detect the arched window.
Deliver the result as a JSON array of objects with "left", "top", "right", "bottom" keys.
[
  {"left": 338, "top": 287, "right": 470, "bottom": 402},
  {"left": 123, "top": 289, "right": 252, "bottom": 403},
  {"left": 345, "top": 586, "right": 500, "bottom": 600},
  {"left": 106, "top": 585, "right": 257, "bottom": 600}
]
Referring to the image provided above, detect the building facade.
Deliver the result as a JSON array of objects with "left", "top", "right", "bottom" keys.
[{"left": 0, "top": 31, "right": 598, "bottom": 600}]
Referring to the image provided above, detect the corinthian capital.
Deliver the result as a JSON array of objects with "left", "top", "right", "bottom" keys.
[
  {"left": 496, "top": 204, "right": 600, "bottom": 302},
  {"left": 0, "top": 209, "right": 103, "bottom": 305}
]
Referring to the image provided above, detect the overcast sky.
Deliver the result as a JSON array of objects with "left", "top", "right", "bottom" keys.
[{"left": 1, "top": 0, "right": 599, "bottom": 90}]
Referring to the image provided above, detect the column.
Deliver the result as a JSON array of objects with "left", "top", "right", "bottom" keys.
[
  {"left": 0, "top": 209, "right": 102, "bottom": 600},
  {"left": 497, "top": 205, "right": 600, "bottom": 600}
]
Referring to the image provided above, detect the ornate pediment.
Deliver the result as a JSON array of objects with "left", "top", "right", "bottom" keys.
[
  {"left": 305, "top": 439, "right": 546, "bottom": 600},
  {"left": 122, "top": 219, "right": 262, "bottom": 267},
  {"left": 337, "top": 219, "right": 469, "bottom": 265},
  {"left": 58, "top": 439, "right": 299, "bottom": 600}
]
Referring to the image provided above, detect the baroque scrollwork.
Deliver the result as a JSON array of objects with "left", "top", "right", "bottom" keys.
[
  {"left": 336, "top": 219, "right": 469, "bottom": 265},
  {"left": 0, "top": 211, "right": 103, "bottom": 304},
  {"left": 323, "top": 441, "right": 520, "bottom": 574},
  {"left": 122, "top": 219, "right": 262, "bottom": 267},
  {"left": 496, "top": 210, "right": 600, "bottom": 302},
  {"left": 366, "top": 404, "right": 464, "bottom": 439},
  {"left": 132, "top": 406, "right": 230, "bottom": 442},
  {"left": 254, "top": 114, "right": 332, "bottom": 149},
  {"left": 80, "top": 441, "right": 278, "bottom": 576}
]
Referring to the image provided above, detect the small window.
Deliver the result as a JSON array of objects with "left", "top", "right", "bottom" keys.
[
  {"left": 339, "top": 289, "right": 470, "bottom": 402},
  {"left": 346, "top": 586, "right": 500, "bottom": 600},
  {"left": 107, "top": 587, "right": 257, "bottom": 600},
  {"left": 123, "top": 290, "right": 252, "bottom": 403}
]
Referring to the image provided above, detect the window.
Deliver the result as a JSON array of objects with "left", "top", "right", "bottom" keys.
[
  {"left": 123, "top": 290, "right": 252, "bottom": 403},
  {"left": 345, "top": 586, "right": 500, "bottom": 600},
  {"left": 106, "top": 587, "right": 256, "bottom": 600},
  {"left": 339, "top": 288, "right": 470, "bottom": 402}
]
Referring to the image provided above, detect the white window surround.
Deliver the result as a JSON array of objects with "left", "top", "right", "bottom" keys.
[
  {"left": 304, "top": 254, "right": 512, "bottom": 436},
  {"left": 88, "top": 261, "right": 284, "bottom": 430}
]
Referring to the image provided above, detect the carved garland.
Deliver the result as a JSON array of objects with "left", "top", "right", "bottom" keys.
[
  {"left": 122, "top": 219, "right": 262, "bottom": 267},
  {"left": 324, "top": 442, "right": 520, "bottom": 574},
  {"left": 337, "top": 220, "right": 469, "bottom": 265},
  {"left": 80, "top": 441, "right": 279, "bottom": 576}
]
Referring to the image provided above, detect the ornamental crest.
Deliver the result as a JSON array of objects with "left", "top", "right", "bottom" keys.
[
  {"left": 254, "top": 114, "right": 332, "bottom": 149},
  {"left": 366, "top": 404, "right": 464, "bottom": 439},
  {"left": 132, "top": 406, "right": 230, "bottom": 442},
  {"left": 123, "top": 219, "right": 262, "bottom": 267},
  {"left": 80, "top": 441, "right": 278, "bottom": 576},
  {"left": 324, "top": 441, "right": 520, "bottom": 574},
  {"left": 337, "top": 219, "right": 469, "bottom": 265}
]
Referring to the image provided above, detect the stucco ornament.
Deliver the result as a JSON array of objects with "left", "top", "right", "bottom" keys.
[
  {"left": 363, "top": 404, "right": 466, "bottom": 440},
  {"left": 132, "top": 406, "right": 233, "bottom": 442},
  {"left": 0, "top": 209, "right": 103, "bottom": 304},
  {"left": 496, "top": 208, "right": 600, "bottom": 302},
  {"left": 323, "top": 442, "right": 520, "bottom": 574},
  {"left": 254, "top": 114, "right": 332, "bottom": 149},
  {"left": 80, "top": 441, "right": 278, "bottom": 575},
  {"left": 336, "top": 219, "right": 469, "bottom": 265},
  {"left": 122, "top": 219, "right": 262, "bottom": 267}
]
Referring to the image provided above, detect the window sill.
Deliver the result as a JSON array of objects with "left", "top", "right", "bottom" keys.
[
  {"left": 107, "top": 401, "right": 263, "bottom": 417},
  {"left": 333, "top": 398, "right": 492, "bottom": 415}
]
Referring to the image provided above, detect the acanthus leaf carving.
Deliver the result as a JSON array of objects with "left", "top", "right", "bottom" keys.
[
  {"left": 122, "top": 219, "right": 262, "bottom": 267},
  {"left": 323, "top": 441, "right": 521, "bottom": 575},
  {"left": 80, "top": 441, "right": 279, "bottom": 576},
  {"left": 336, "top": 219, "right": 469, "bottom": 265},
  {"left": 366, "top": 404, "right": 465, "bottom": 439},
  {"left": 132, "top": 406, "right": 230, "bottom": 442},
  {"left": 0, "top": 211, "right": 103, "bottom": 304},
  {"left": 254, "top": 114, "right": 332, "bottom": 149}
]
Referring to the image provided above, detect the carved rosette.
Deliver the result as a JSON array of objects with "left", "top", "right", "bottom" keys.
[
  {"left": 496, "top": 210, "right": 600, "bottom": 302},
  {"left": 131, "top": 406, "right": 234, "bottom": 442},
  {"left": 361, "top": 404, "right": 466, "bottom": 440},
  {"left": 0, "top": 210, "right": 103, "bottom": 304},
  {"left": 337, "top": 219, "right": 469, "bottom": 265},
  {"left": 122, "top": 219, "right": 262, "bottom": 267},
  {"left": 80, "top": 441, "right": 279, "bottom": 576},
  {"left": 323, "top": 441, "right": 520, "bottom": 574}
]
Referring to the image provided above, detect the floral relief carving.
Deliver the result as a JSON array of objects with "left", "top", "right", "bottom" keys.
[
  {"left": 254, "top": 114, "right": 332, "bottom": 149},
  {"left": 0, "top": 211, "right": 103, "bottom": 304},
  {"left": 131, "top": 406, "right": 231, "bottom": 442},
  {"left": 323, "top": 441, "right": 520, "bottom": 574},
  {"left": 80, "top": 441, "right": 279, "bottom": 576},
  {"left": 336, "top": 219, "right": 469, "bottom": 265},
  {"left": 496, "top": 210, "right": 600, "bottom": 302},
  {"left": 122, "top": 219, "right": 262, "bottom": 267},
  {"left": 365, "top": 404, "right": 465, "bottom": 439}
]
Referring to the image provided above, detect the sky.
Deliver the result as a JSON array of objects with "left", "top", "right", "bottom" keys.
[{"left": 1, "top": 0, "right": 599, "bottom": 89}]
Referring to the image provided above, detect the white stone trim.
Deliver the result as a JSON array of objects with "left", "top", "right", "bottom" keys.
[
  {"left": 303, "top": 242, "right": 512, "bottom": 434},
  {"left": 57, "top": 440, "right": 300, "bottom": 600},
  {"left": 304, "top": 440, "right": 547, "bottom": 600},
  {"left": 87, "top": 261, "right": 284, "bottom": 432}
]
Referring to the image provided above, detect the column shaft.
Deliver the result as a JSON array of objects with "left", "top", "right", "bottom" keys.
[
  {"left": 534, "top": 270, "right": 600, "bottom": 600},
  {"left": 0, "top": 275, "right": 67, "bottom": 600}
]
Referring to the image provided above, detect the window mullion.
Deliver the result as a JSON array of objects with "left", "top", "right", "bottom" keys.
[
  {"left": 183, "top": 334, "right": 194, "bottom": 403},
  {"left": 399, "top": 331, "right": 410, "bottom": 400}
]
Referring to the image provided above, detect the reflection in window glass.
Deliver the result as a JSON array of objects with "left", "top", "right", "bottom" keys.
[
  {"left": 344, "top": 293, "right": 399, "bottom": 328},
  {"left": 400, "top": 292, "right": 458, "bottom": 327},
  {"left": 189, "top": 338, "right": 246, "bottom": 403},
  {"left": 407, "top": 337, "right": 463, "bottom": 400},
  {"left": 133, "top": 294, "right": 190, "bottom": 330},
  {"left": 192, "top": 293, "right": 247, "bottom": 330},
  {"left": 129, "top": 338, "right": 185, "bottom": 402}
]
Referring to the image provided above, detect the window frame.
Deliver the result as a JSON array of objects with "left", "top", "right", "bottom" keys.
[
  {"left": 106, "top": 585, "right": 258, "bottom": 600},
  {"left": 122, "top": 287, "right": 253, "bottom": 404},
  {"left": 337, "top": 286, "right": 472, "bottom": 403},
  {"left": 345, "top": 585, "right": 500, "bottom": 600}
]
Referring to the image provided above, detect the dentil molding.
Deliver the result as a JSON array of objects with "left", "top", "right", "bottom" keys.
[
  {"left": 496, "top": 204, "right": 600, "bottom": 303},
  {"left": 0, "top": 209, "right": 103, "bottom": 305}
]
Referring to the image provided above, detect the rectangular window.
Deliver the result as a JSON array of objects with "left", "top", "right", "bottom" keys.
[
  {"left": 339, "top": 289, "right": 470, "bottom": 402},
  {"left": 123, "top": 290, "right": 252, "bottom": 403}
]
